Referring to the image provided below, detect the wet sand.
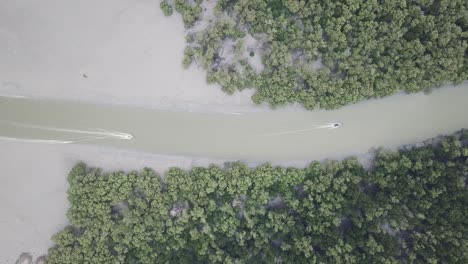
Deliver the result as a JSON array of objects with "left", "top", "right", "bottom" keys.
[
  {"left": 0, "top": 0, "right": 467, "bottom": 262},
  {"left": 0, "top": 1, "right": 261, "bottom": 261},
  {"left": 0, "top": 141, "right": 239, "bottom": 263},
  {"left": 0, "top": 0, "right": 268, "bottom": 114}
]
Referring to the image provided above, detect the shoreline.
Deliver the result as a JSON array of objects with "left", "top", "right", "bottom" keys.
[
  {"left": 1, "top": 81, "right": 466, "bottom": 116},
  {"left": 2, "top": 129, "right": 461, "bottom": 263},
  {"left": 2, "top": 0, "right": 465, "bottom": 116},
  {"left": 1, "top": 0, "right": 467, "bottom": 262}
]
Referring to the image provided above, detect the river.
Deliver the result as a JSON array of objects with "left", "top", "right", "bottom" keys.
[
  {"left": 2, "top": 1, "right": 468, "bottom": 262},
  {"left": 1, "top": 84, "right": 467, "bottom": 162}
]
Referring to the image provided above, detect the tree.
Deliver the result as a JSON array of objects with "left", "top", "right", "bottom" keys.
[
  {"left": 160, "top": 1, "right": 173, "bottom": 16},
  {"left": 46, "top": 130, "right": 468, "bottom": 263},
  {"left": 162, "top": 0, "right": 468, "bottom": 110}
]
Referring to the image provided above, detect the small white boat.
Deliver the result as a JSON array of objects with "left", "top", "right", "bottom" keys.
[{"left": 328, "top": 123, "right": 343, "bottom": 129}]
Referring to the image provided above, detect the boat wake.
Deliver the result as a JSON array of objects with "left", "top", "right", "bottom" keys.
[
  {"left": 258, "top": 123, "right": 343, "bottom": 136},
  {"left": 0, "top": 120, "right": 133, "bottom": 144},
  {"left": 0, "top": 136, "right": 74, "bottom": 144}
]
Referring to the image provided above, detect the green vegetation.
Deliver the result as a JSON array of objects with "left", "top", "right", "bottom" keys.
[
  {"left": 161, "top": 0, "right": 467, "bottom": 109},
  {"left": 47, "top": 130, "right": 467, "bottom": 263},
  {"left": 174, "top": 0, "right": 203, "bottom": 27},
  {"left": 160, "top": 1, "right": 173, "bottom": 16}
]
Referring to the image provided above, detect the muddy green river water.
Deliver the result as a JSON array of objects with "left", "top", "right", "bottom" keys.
[{"left": 0, "top": 84, "right": 467, "bottom": 161}]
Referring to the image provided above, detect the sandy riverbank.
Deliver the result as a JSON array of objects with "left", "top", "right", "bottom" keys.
[
  {"left": 0, "top": 137, "right": 382, "bottom": 263},
  {"left": 0, "top": 0, "right": 276, "bottom": 114},
  {"left": 0, "top": 0, "right": 467, "bottom": 262},
  {"left": 0, "top": 140, "right": 235, "bottom": 263},
  {"left": 0, "top": 1, "right": 266, "bottom": 259}
]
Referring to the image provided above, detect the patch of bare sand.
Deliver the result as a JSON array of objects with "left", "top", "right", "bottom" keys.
[
  {"left": 0, "top": 137, "right": 381, "bottom": 263},
  {"left": 0, "top": 0, "right": 278, "bottom": 114},
  {"left": 0, "top": 140, "right": 232, "bottom": 263}
]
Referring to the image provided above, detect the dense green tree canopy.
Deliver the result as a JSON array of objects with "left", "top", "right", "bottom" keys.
[
  {"left": 161, "top": 0, "right": 467, "bottom": 109},
  {"left": 160, "top": 1, "right": 174, "bottom": 16},
  {"left": 47, "top": 130, "right": 467, "bottom": 263}
]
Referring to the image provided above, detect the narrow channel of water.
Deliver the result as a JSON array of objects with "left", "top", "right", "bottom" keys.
[{"left": 0, "top": 84, "right": 467, "bottom": 161}]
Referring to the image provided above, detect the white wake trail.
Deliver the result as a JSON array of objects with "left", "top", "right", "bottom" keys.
[
  {"left": 0, "top": 136, "right": 73, "bottom": 144},
  {"left": 0, "top": 120, "right": 133, "bottom": 141},
  {"left": 258, "top": 123, "right": 342, "bottom": 136}
]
